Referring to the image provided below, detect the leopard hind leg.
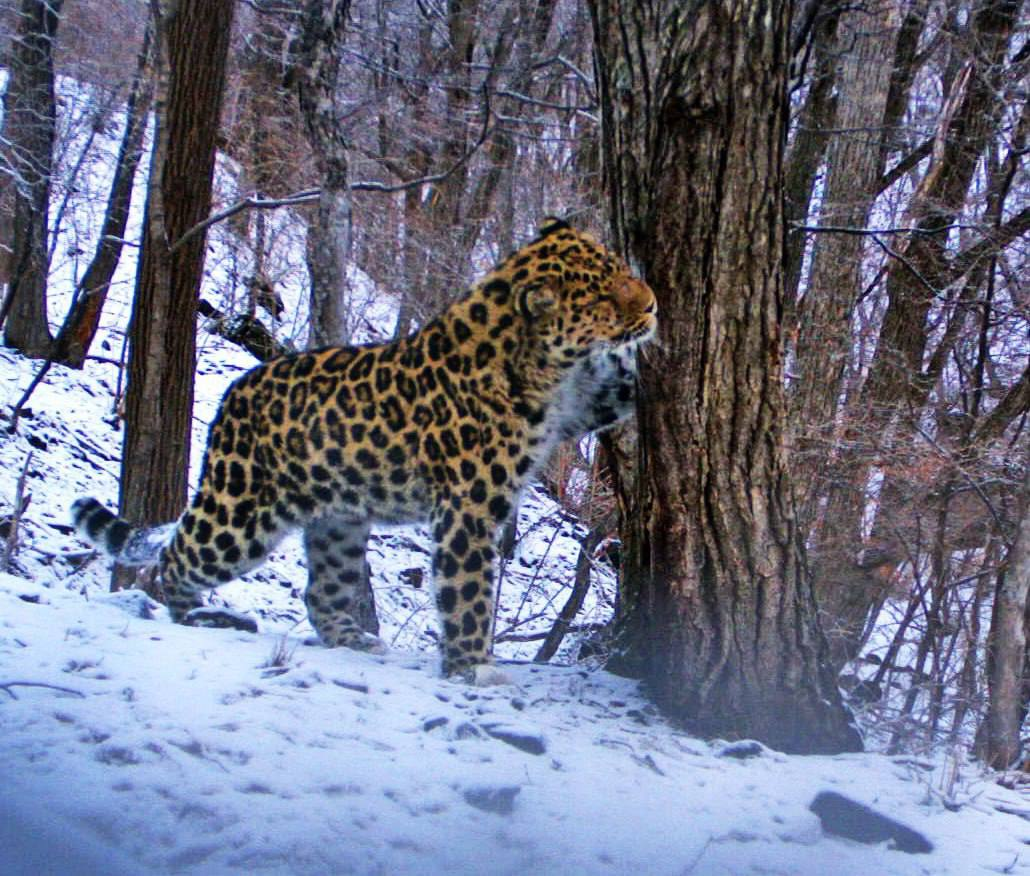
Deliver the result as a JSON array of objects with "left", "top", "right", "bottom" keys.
[
  {"left": 302, "top": 515, "right": 385, "bottom": 653},
  {"left": 159, "top": 486, "right": 295, "bottom": 633}
]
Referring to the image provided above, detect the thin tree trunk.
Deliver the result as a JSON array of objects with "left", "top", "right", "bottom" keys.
[
  {"left": 791, "top": 0, "right": 898, "bottom": 522},
  {"left": 290, "top": 0, "right": 380, "bottom": 631},
  {"left": 1, "top": 0, "right": 63, "bottom": 357},
  {"left": 118, "top": 0, "right": 235, "bottom": 557},
  {"left": 783, "top": 9, "right": 839, "bottom": 310},
  {"left": 591, "top": 0, "right": 861, "bottom": 754},
  {"left": 293, "top": 0, "right": 353, "bottom": 347},
  {"left": 51, "top": 24, "right": 153, "bottom": 368},
  {"left": 983, "top": 464, "right": 1030, "bottom": 768}
]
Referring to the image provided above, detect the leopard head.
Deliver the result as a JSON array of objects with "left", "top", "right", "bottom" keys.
[{"left": 501, "top": 218, "right": 657, "bottom": 368}]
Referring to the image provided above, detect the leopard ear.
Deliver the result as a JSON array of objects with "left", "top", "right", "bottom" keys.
[
  {"left": 538, "top": 216, "right": 570, "bottom": 237},
  {"left": 518, "top": 280, "right": 557, "bottom": 318}
]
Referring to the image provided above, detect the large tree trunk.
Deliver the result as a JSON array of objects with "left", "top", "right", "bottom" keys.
[
  {"left": 51, "top": 24, "right": 153, "bottom": 369},
  {"left": 0, "top": 0, "right": 63, "bottom": 357},
  {"left": 591, "top": 0, "right": 861, "bottom": 754},
  {"left": 118, "top": 0, "right": 235, "bottom": 551}
]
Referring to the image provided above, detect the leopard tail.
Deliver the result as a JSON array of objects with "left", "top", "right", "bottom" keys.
[{"left": 71, "top": 497, "right": 176, "bottom": 566}]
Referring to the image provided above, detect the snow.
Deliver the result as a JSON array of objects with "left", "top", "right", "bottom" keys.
[
  {"left": 1, "top": 74, "right": 1028, "bottom": 876},
  {"left": 2, "top": 572, "right": 1029, "bottom": 875}
]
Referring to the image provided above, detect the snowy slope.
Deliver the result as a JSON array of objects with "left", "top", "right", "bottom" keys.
[{"left": 2, "top": 571, "right": 1029, "bottom": 876}]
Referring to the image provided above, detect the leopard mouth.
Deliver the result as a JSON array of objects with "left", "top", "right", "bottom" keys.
[{"left": 614, "top": 320, "right": 657, "bottom": 347}]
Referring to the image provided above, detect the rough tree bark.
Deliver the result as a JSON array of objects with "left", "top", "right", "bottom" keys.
[
  {"left": 0, "top": 0, "right": 63, "bottom": 357},
  {"left": 591, "top": 0, "right": 861, "bottom": 754},
  {"left": 118, "top": 0, "right": 235, "bottom": 561}
]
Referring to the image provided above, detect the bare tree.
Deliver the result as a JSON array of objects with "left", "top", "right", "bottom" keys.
[
  {"left": 117, "top": 0, "right": 235, "bottom": 586},
  {"left": 983, "top": 463, "right": 1030, "bottom": 768},
  {"left": 790, "top": 1, "right": 899, "bottom": 519},
  {"left": 51, "top": 21, "right": 153, "bottom": 368},
  {"left": 0, "top": 0, "right": 63, "bottom": 357},
  {"left": 290, "top": 0, "right": 353, "bottom": 347}
]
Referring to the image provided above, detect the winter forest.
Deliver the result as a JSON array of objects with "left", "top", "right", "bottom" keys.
[{"left": 1, "top": 0, "right": 1029, "bottom": 873}]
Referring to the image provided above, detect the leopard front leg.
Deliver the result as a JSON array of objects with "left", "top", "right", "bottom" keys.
[{"left": 430, "top": 504, "right": 510, "bottom": 684}]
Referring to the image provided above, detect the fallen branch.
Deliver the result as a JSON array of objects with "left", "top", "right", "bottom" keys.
[
  {"left": 495, "top": 621, "right": 605, "bottom": 644},
  {"left": 535, "top": 528, "right": 602, "bottom": 662},
  {"left": 0, "top": 680, "right": 86, "bottom": 700},
  {"left": 197, "top": 299, "right": 293, "bottom": 362}
]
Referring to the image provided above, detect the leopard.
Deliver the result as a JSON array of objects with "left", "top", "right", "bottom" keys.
[{"left": 71, "top": 218, "right": 657, "bottom": 682}]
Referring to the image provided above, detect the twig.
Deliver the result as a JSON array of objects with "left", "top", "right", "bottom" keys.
[
  {"left": 496, "top": 622, "right": 605, "bottom": 644},
  {"left": 1, "top": 451, "right": 33, "bottom": 573},
  {"left": 870, "top": 234, "right": 940, "bottom": 299},
  {"left": 6, "top": 361, "right": 52, "bottom": 434},
  {"left": 0, "top": 680, "right": 86, "bottom": 700},
  {"left": 534, "top": 528, "right": 602, "bottom": 662},
  {"left": 790, "top": 221, "right": 977, "bottom": 236}
]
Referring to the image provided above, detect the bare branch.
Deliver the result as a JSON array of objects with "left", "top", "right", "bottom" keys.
[
  {"left": 973, "top": 363, "right": 1030, "bottom": 447},
  {"left": 169, "top": 190, "right": 319, "bottom": 253},
  {"left": 875, "top": 137, "right": 933, "bottom": 195},
  {"left": 170, "top": 85, "right": 491, "bottom": 252}
]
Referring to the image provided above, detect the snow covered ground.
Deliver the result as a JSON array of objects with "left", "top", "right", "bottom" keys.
[{"left": 2, "top": 570, "right": 1029, "bottom": 875}]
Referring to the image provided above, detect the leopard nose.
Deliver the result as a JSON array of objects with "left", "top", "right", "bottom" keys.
[{"left": 617, "top": 277, "right": 657, "bottom": 315}]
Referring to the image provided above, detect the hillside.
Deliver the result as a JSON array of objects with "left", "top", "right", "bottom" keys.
[{"left": 2, "top": 569, "right": 1029, "bottom": 875}]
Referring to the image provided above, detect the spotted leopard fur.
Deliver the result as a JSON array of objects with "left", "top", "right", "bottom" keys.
[{"left": 72, "top": 218, "right": 656, "bottom": 680}]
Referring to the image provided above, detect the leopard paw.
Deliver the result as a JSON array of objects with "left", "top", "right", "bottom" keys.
[{"left": 183, "top": 607, "right": 258, "bottom": 634}]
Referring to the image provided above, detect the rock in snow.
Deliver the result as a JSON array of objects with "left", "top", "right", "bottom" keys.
[
  {"left": 810, "top": 791, "right": 934, "bottom": 853},
  {"left": 463, "top": 784, "right": 522, "bottom": 814},
  {"left": 481, "top": 721, "right": 548, "bottom": 755}
]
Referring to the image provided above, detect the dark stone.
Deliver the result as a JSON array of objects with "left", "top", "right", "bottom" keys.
[
  {"left": 482, "top": 722, "right": 547, "bottom": 755},
  {"left": 809, "top": 791, "right": 934, "bottom": 854},
  {"left": 463, "top": 784, "right": 521, "bottom": 815},
  {"left": 718, "top": 740, "right": 765, "bottom": 760},
  {"left": 421, "top": 716, "right": 449, "bottom": 732}
]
